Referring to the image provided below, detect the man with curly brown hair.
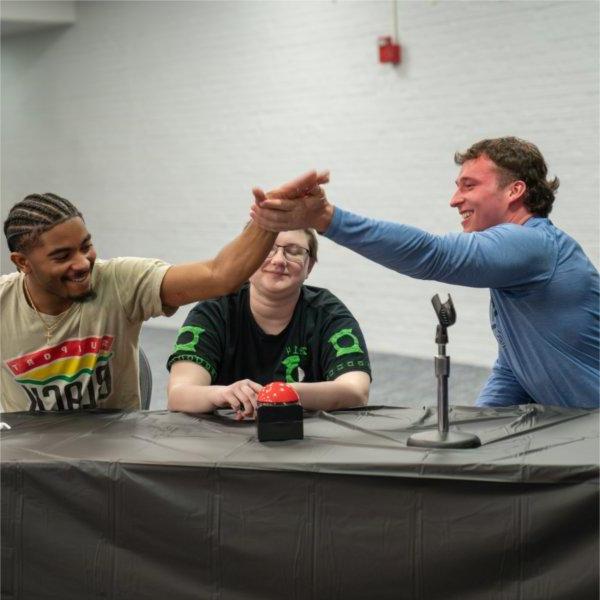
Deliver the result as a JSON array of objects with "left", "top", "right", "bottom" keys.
[{"left": 250, "top": 138, "right": 599, "bottom": 409}]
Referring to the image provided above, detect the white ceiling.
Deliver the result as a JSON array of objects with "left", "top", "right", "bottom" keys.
[{"left": 1, "top": 0, "right": 75, "bottom": 37}]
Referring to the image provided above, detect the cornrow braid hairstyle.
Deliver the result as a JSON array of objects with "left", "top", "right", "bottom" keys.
[{"left": 4, "top": 193, "right": 83, "bottom": 252}]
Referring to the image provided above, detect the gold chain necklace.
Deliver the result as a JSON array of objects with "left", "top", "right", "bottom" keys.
[{"left": 23, "top": 279, "right": 77, "bottom": 345}]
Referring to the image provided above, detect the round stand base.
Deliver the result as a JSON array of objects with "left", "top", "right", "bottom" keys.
[{"left": 407, "top": 430, "right": 481, "bottom": 449}]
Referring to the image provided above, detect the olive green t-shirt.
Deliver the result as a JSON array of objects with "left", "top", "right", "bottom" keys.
[{"left": 1, "top": 257, "right": 171, "bottom": 412}]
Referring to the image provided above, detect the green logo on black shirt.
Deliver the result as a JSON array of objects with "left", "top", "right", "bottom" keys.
[
  {"left": 328, "top": 328, "right": 363, "bottom": 357},
  {"left": 173, "top": 325, "right": 205, "bottom": 353},
  {"left": 282, "top": 354, "right": 301, "bottom": 382}
]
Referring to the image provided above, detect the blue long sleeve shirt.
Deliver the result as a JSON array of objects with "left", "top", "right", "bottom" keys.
[{"left": 325, "top": 207, "right": 599, "bottom": 409}]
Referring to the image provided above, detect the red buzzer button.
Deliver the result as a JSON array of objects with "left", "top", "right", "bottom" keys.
[{"left": 257, "top": 382, "right": 299, "bottom": 404}]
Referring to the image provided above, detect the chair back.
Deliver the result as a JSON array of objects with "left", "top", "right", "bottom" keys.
[{"left": 139, "top": 347, "right": 153, "bottom": 410}]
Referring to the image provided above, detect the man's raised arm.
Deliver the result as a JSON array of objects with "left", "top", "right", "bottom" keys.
[{"left": 160, "top": 221, "right": 274, "bottom": 307}]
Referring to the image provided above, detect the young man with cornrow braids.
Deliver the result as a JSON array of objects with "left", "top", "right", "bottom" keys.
[
  {"left": 1, "top": 172, "right": 326, "bottom": 412},
  {"left": 251, "top": 137, "right": 599, "bottom": 409}
]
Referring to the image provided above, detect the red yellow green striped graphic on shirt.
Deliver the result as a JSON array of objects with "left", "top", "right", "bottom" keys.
[{"left": 5, "top": 336, "right": 114, "bottom": 411}]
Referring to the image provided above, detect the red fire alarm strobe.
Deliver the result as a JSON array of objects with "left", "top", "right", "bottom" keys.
[{"left": 379, "top": 36, "right": 401, "bottom": 65}]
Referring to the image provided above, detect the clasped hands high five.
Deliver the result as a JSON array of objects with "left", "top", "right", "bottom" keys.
[{"left": 251, "top": 170, "right": 333, "bottom": 234}]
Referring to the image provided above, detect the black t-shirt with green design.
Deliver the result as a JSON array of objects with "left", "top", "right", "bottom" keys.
[{"left": 167, "top": 283, "right": 371, "bottom": 385}]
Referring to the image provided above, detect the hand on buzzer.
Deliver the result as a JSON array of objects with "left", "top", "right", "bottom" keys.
[{"left": 214, "top": 379, "right": 263, "bottom": 420}]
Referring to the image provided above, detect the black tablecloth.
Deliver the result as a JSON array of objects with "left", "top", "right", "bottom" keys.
[{"left": 1, "top": 406, "right": 598, "bottom": 599}]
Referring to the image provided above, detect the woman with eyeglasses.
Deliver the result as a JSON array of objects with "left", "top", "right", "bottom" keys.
[{"left": 167, "top": 228, "right": 371, "bottom": 418}]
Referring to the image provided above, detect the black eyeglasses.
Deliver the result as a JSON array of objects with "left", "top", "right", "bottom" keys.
[{"left": 267, "top": 243, "right": 310, "bottom": 263}]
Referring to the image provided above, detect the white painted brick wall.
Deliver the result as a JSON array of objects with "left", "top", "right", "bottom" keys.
[{"left": 2, "top": 0, "right": 598, "bottom": 368}]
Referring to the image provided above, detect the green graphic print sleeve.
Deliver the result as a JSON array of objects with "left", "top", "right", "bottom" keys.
[
  {"left": 166, "top": 301, "right": 225, "bottom": 382},
  {"left": 321, "top": 315, "right": 371, "bottom": 382}
]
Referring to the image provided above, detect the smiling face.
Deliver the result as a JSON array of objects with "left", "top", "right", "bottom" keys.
[
  {"left": 12, "top": 217, "right": 97, "bottom": 308},
  {"left": 450, "top": 154, "right": 523, "bottom": 233},
  {"left": 249, "top": 230, "right": 314, "bottom": 298}
]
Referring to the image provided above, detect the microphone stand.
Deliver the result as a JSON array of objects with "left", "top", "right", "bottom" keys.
[{"left": 407, "top": 294, "right": 481, "bottom": 449}]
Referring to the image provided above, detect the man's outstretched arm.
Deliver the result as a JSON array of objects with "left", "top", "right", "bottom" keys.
[
  {"left": 160, "top": 221, "right": 274, "bottom": 307},
  {"left": 251, "top": 171, "right": 555, "bottom": 289}
]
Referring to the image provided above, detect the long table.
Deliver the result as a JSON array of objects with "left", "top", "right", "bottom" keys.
[{"left": 1, "top": 405, "right": 598, "bottom": 600}]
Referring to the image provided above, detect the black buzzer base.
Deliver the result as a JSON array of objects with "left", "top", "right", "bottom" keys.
[{"left": 257, "top": 404, "right": 304, "bottom": 442}]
